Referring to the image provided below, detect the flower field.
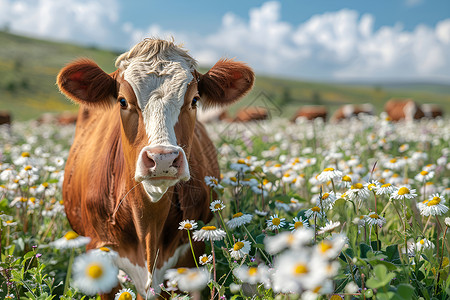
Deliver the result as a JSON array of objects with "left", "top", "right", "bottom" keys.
[{"left": 0, "top": 114, "right": 449, "bottom": 299}]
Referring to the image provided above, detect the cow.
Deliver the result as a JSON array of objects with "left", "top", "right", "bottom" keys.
[
  {"left": 421, "top": 104, "right": 444, "bottom": 119},
  {"left": 331, "top": 103, "right": 375, "bottom": 122},
  {"left": 234, "top": 106, "right": 268, "bottom": 122},
  {"left": 57, "top": 38, "right": 254, "bottom": 299},
  {"left": 197, "top": 106, "right": 231, "bottom": 123},
  {"left": 384, "top": 99, "right": 424, "bottom": 121},
  {"left": 0, "top": 111, "right": 12, "bottom": 126},
  {"left": 291, "top": 105, "right": 327, "bottom": 122}
]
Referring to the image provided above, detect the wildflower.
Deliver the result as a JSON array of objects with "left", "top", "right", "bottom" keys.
[
  {"left": 209, "top": 200, "right": 226, "bottom": 212},
  {"left": 230, "top": 159, "right": 251, "bottom": 173},
  {"left": 226, "top": 212, "right": 253, "bottom": 229},
  {"left": 198, "top": 254, "right": 212, "bottom": 265},
  {"left": 266, "top": 214, "right": 286, "bottom": 231},
  {"left": 318, "top": 221, "right": 341, "bottom": 234},
  {"left": 192, "top": 226, "right": 226, "bottom": 241},
  {"left": 254, "top": 209, "right": 269, "bottom": 217},
  {"left": 409, "top": 238, "right": 435, "bottom": 254},
  {"left": 340, "top": 175, "right": 352, "bottom": 188},
  {"left": 51, "top": 231, "right": 91, "bottom": 249},
  {"left": 304, "top": 206, "right": 324, "bottom": 219},
  {"left": 289, "top": 216, "right": 309, "bottom": 231},
  {"left": 384, "top": 158, "right": 404, "bottom": 170},
  {"left": 265, "top": 229, "right": 314, "bottom": 254},
  {"left": 275, "top": 199, "right": 291, "bottom": 211},
  {"left": 89, "top": 247, "right": 119, "bottom": 261},
  {"left": 222, "top": 176, "right": 239, "bottom": 186},
  {"left": 445, "top": 217, "right": 450, "bottom": 227},
  {"left": 346, "top": 183, "right": 370, "bottom": 202},
  {"left": 2, "top": 220, "right": 17, "bottom": 227},
  {"left": 72, "top": 252, "right": 119, "bottom": 295},
  {"left": 315, "top": 234, "right": 347, "bottom": 259},
  {"left": 176, "top": 268, "right": 210, "bottom": 292},
  {"left": 229, "top": 239, "right": 251, "bottom": 259},
  {"left": 365, "top": 180, "right": 380, "bottom": 192},
  {"left": 376, "top": 183, "right": 395, "bottom": 195},
  {"left": 417, "top": 194, "right": 448, "bottom": 216},
  {"left": 233, "top": 264, "right": 270, "bottom": 286},
  {"left": 178, "top": 220, "right": 198, "bottom": 231},
  {"left": 414, "top": 170, "right": 435, "bottom": 182},
  {"left": 365, "top": 212, "right": 387, "bottom": 228},
  {"left": 114, "top": 288, "right": 136, "bottom": 300},
  {"left": 390, "top": 186, "right": 417, "bottom": 200},
  {"left": 317, "top": 192, "right": 337, "bottom": 210},
  {"left": 204, "top": 176, "right": 223, "bottom": 189},
  {"left": 317, "top": 167, "right": 342, "bottom": 183}
]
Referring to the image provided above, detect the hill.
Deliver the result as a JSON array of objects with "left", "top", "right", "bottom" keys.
[{"left": 0, "top": 31, "right": 449, "bottom": 121}]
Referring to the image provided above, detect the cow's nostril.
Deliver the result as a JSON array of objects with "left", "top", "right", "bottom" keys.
[
  {"left": 144, "top": 151, "right": 156, "bottom": 169},
  {"left": 171, "top": 153, "right": 182, "bottom": 169}
]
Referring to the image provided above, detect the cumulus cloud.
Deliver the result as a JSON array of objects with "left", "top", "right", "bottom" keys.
[{"left": 1, "top": 0, "right": 449, "bottom": 81}]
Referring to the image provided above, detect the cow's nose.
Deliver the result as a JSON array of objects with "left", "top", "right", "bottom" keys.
[{"left": 141, "top": 146, "right": 183, "bottom": 177}]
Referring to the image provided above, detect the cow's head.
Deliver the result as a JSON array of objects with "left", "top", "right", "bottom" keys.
[{"left": 57, "top": 39, "right": 254, "bottom": 202}]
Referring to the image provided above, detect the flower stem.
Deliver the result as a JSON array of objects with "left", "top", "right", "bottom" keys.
[
  {"left": 187, "top": 230, "right": 199, "bottom": 269},
  {"left": 63, "top": 248, "right": 74, "bottom": 296},
  {"left": 435, "top": 224, "right": 448, "bottom": 294},
  {"left": 210, "top": 239, "right": 216, "bottom": 300},
  {"left": 243, "top": 225, "right": 271, "bottom": 265},
  {"left": 218, "top": 212, "right": 233, "bottom": 246}
]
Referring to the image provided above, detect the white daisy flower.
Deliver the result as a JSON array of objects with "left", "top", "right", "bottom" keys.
[
  {"left": 2, "top": 220, "right": 17, "bottom": 227},
  {"left": 226, "top": 212, "right": 253, "bottom": 229},
  {"left": 265, "top": 229, "right": 314, "bottom": 254},
  {"left": 365, "top": 180, "right": 380, "bottom": 192},
  {"left": 233, "top": 264, "right": 270, "bottom": 286},
  {"left": 414, "top": 170, "right": 435, "bottom": 182},
  {"left": 204, "top": 176, "right": 223, "bottom": 189},
  {"left": 177, "top": 268, "right": 210, "bottom": 292},
  {"left": 289, "top": 216, "right": 309, "bottom": 231},
  {"left": 230, "top": 159, "right": 251, "bottom": 173},
  {"left": 376, "top": 183, "right": 395, "bottom": 195},
  {"left": 317, "top": 167, "right": 342, "bottom": 183},
  {"left": 315, "top": 234, "right": 347, "bottom": 260},
  {"left": 384, "top": 158, "right": 404, "bottom": 170},
  {"left": 365, "top": 212, "right": 387, "bottom": 228},
  {"left": 390, "top": 186, "right": 417, "bottom": 200},
  {"left": 72, "top": 252, "right": 118, "bottom": 296},
  {"left": 417, "top": 194, "right": 448, "bottom": 216},
  {"left": 444, "top": 217, "right": 450, "bottom": 227},
  {"left": 304, "top": 206, "right": 325, "bottom": 219},
  {"left": 51, "top": 231, "right": 91, "bottom": 249},
  {"left": 254, "top": 209, "right": 269, "bottom": 217},
  {"left": 266, "top": 214, "right": 286, "bottom": 231},
  {"left": 316, "top": 192, "right": 337, "bottom": 210},
  {"left": 318, "top": 221, "right": 341, "bottom": 234},
  {"left": 346, "top": 183, "right": 371, "bottom": 202},
  {"left": 198, "top": 254, "right": 212, "bottom": 265},
  {"left": 192, "top": 226, "right": 226, "bottom": 241},
  {"left": 89, "top": 247, "right": 119, "bottom": 260},
  {"left": 409, "top": 238, "right": 435, "bottom": 254},
  {"left": 339, "top": 175, "right": 353, "bottom": 188},
  {"left": 229, "top": 239, "right": 252, "bottom": 260},
  {"left": 114, "top": 288, "right": 136, "bottom": 300},
  {"left": 209, "top": 199, "right": 226, "bottom": 212},
  {"left": 222, "top": 176, "right": 239, "bottom": 186},
  {"left": 178, "top": 220, "right": 198, "bottom": 231}
]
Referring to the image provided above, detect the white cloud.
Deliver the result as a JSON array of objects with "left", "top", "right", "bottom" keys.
[{"left": 404, "top": 0, "right": 424, "bottom": 8}]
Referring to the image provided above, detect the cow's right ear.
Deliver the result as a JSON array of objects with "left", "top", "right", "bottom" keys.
[{"left": 57, "top": 59, "right": 117, "bottom": 108}]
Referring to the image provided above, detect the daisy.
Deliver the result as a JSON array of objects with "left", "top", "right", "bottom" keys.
[
  {"left": 414, "top": 170, "right": 435, "bottom": 182},
  {"left": 339, "top": 175, "right": 353, "bottom": 188},
  {"left": 233, "top": 264, "right": 270, "bottom": 286},
  {"left": 178, "top": 220, "right": 198, "bottom": 231},
  {"left": 265, "top": 229, "right": 314, "bottom": 254},
  {"left": 198, "top": 254, "right": 212, "bottom": 265},
  {"left": 176, "top": 268, "right": 210, "bottom": 292},
  {"left": 226, "top": 212, "right": 253, "bottom": 229},
  {"left": 314, "top": 234, "right": 347, "bottom": 260},
  {"left": 384, "top": 158, "right": 404, "bottom": 170},
  {"left": 222, "top": 176, "right": 238, "bottom": 186},
  {"left": 72, "top": 252, "right": 118, "bottom": 295},
  {"left": 114, "top": 288, "right": 136, "bottom": 300},
  {"left": 51, "top": 231, "right": 91, "bottom": 249},
  {"left": 2, "top": 220, "right": 17, "bottom": 227},
  {"left": 289, "top": 216, "right": 309, "bottom": 231},
  {"left": 365, "top": 180, "right": 380, "bottom": 192},
  {"left": 318, "top": 221, "right": 341, "bottom": 234},
  {"left": 346, "top": 183, "right": 371, "bottom": 202},
  {"left": 317, "top": 192, "right": 337, "bottom": 210},
  {"left": 376, "top": 183, "right": 395, "bottom": 196},
  {"left": 410, "top": 238, "right": 435, "bottom": 253},
  {"left": 390, "top": 186, "right": 417, "bottom": 200},
  {"left": 317, "top": 167, "right": 342, "bottom": 183},
  {"left": 445, "top": 217, "right": 450, "bottom": 227},
  {"left": 365, "top": 212, "right": 387, "bottom": 228},
  {"left": 204, "top": 176, "right": 223, "bottom": 189},
  {"left": 209, "top": 200, "right": 226, "bottom": 212},
  {"left": 89, "top": 247, "right": 119, "bottom": 260},
  {"left": 266, "top": 214, "right": 286, "bottom": 231},
  {"left": 417, "top": 194, "right": 448, "bottom": 216},
  {"left": 304, "top": 206, "right": 324, "bottom": 219},
  {"left": 230, "top": 159, "right": 251, "bottom": 173},
  {"left": 229, "top": 239, "right": 252, "bottom": 259},
  {"left": 192, "top": 226, "right": 226, "bottom": 241}
]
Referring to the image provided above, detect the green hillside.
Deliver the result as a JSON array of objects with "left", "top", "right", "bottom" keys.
[{"left": 0, "top": 31, "right": 449, "bottom": 121}]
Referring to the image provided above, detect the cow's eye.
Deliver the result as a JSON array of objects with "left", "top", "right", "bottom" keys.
[
  {"left": 118, "top": 97, "right": 128, "bottom": 109},
  {"left": 191, "top": 96, "right": 199, "bottom": 108}
]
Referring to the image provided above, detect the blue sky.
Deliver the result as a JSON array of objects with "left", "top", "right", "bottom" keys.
[{"left": 1, "top": 0, "right": 449, "bottom": 82}]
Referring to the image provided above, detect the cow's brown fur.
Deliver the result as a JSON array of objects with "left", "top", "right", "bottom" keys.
[
  {"left": 384, "top": 99, "right": 424, "bottom": 121},
  {"left": 331, "top": 104, "right": 375, "bottom": 122},
  {"left": 291, "top": 106, "right": 327, "bottom": 122},
  {"left": 234, "top": 106, "right": 268, "bottom": 122}
]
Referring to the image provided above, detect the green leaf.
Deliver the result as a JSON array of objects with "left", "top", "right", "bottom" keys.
[
  {"left": 374, "top": 264, "right": 388, "bottom": 279},
  {"left": 396, "top": 283, "right": 415, "bottom": 300},
  {"left": 385, "top": 244, "right": 401, "bottom": 263},
  {"left": 23, "top": 250, "right": 36, "bottom": 260},
  {"left": 371, "top": 240, "right": 381, "bottom": 251},
  {"left": 367, "top": 258, "right": 398, "bottom": 271},
  {"left": 359, "top": 243, "right": 372, "bottom": 259}
]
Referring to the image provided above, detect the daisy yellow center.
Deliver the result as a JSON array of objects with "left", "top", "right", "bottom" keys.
[
  {"left": 20, "top": 197, "right": 27, "bottom": 202},
  {"left": 351, "top": 183, "right": 363, "bottom": 189},
  {"left": 21, "top": 152, "right": 30, "bottom": 157},
  {"left": 59, "top": 200, "right": 64, "bottom": 205},
  {"left": 389, "top": 158, "right": 397, "bottom": 163},
  {"left": 230, "top": 177, "right": 237, "bottom": 182},
  {"left": 420, "top": 170, "right": 429, "bottom": 176},
  {"left": 184, "top": 223, "right": 193, "bottom": 229},
  {"left": 398, "top": 187, "right": 410, "bottom": 195},
  {"left": 283, "top": 173, "right": 290, "bottom": 177},
  {"left": 6, "top": 220, "right": 13, "bottom": 224},
  {"left": 64, "top": 231, "right": 79, "bottom": 240},
  {"left": 323, "top": 167, "right": 334, "bottom": 172},
  {"left": 271, "top": 218, "right": 281, "bottom": 226},
  {"left": 233, "top": 212, "right": 243, "bottom": 218},
  {"left": 427, "top": 199, "right": 440, "bottom": 206},
  {"left": 42, "top": 182, "right": 49, "bottom": 188},
  {"left": 237, "top": 159, "right": 246, "bottom": 164},
  {"left": 212, "top": 179, "right": 218, "bottom": 185},
  {"left": 342, "top": 175, "right": 351, "bottom": 182},
  {"left": 369, "top": 213, "right": 379, "bottom": 219},
  {"left": 202, "top": 226, "right": 217, "bottom": 231},
  {"left": 313, "top": 286, "right": 322, "bottom": 293},
  {"left": 177, "top": 268, "right": 188, "bottom": 274},
  {"left": 99, "top": 247, "right": 110, "bottom": 252},
  {"left": 368, "top": 184, "right": 375, "bottom": 190},
  {"left": 293, "top": 263, "right": 308, "bottom": 275},
  {"left": 381, "top": 183, "right": 391, "bottom": 188},
  {"left": 201, "top": 256, "right": 209, "bottom": 263},
  {"left": 319, "top": 241, "right": 333, "bottom": 253},
  {"left": 274, "top": 164, "right": 281, "bottom": 168},
  {"left": 24, "top": 165, "right": 32, "bottom": 171},
  {"left": 322, "top": 193, "right": 330, "bottom": 200},
  {"left": 263, "top": 179, "right": 269, "bottom": 185},
  {"left": 420, "top": 239, "right": 425, "bottom": 245},
  {"left": 118, "top": 292, "right": 132, "bottom": 300},
  {"left": 86, "top": 263, "right": 103, "bottom": 279},
  {"left": 330, "top": 295, "right": 342, "bottom": 300},
  {"left": 234, "top": 242, "right": 244, "bottom": 251},
  {"left": 248, "top": 267, "right": 258, "bottom": 276},
  {"left": 270, "top": 145, "right": 277, "bottom": 151},
  {"left": 29, "top": 197, "right": 36, "bottom": 203},
  {"left": 392, "top": 174, "right": 399, "bottom": 178},
  {"left": 214, "top": 203, "right": 222, "bottom": 209},
  {"left": 294, "top": 221, "right": 303, "bottom": 229},
  {"left": 312, "top": 206, "right": 321, "bottom": 212}
]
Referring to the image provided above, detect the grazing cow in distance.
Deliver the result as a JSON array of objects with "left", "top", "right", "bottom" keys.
[
  {"left": 421, "top": 104, "right": 444, "bottom": 119},
  {"left": 197, "top": 106, "right": 231, "bottom": 123},
  {"left": 234, "top": 106, "right": 268, "bottom": 122},
  {"left": 57, "top": 38, "right": 254, "bottom": 299},
  {"left": 0, "top": 111, "right": 12, "bottom": 126},
  {"left": 291, "top": 105, "right": 327, "bottom": 122},
  {"left": 331, "top": 103, "right": 375, "bottom": 122},
  {"left": 384, "top": 99, "right": 424, "bottom": 121}
]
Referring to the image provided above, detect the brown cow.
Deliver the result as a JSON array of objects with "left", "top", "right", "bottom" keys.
[
  {"left": 421, "top": 104, "right": 444, "bottom": 119},
  {"left": 291, "top": 105, "right": 327, "bottom": 122},
  {"left": 331, "top": 103, "right": 374, "bottom": 122},
  {"left": 57, "top": 38, "right": 254, "bottom": 299},
  {"left": 234, "top": 106, "right": 268, "bottom": 122},
  {"left": 0, "top": 111, "right": 12, "bottom": 126},
  {"left": 384, "top": 99, "right": 424, "bottom": 121}
]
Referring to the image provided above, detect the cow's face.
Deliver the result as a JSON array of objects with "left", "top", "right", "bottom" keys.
[{"left": 57, "top": 39, "right": 254, "bottom": 202}]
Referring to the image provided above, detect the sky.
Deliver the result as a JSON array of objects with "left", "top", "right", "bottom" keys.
[{"left": 1, "top": 0, "right": 450, "bottom": 82}]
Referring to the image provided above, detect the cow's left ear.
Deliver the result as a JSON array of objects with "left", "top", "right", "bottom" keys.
[
  {"left": 198, "top": 59, "right": 254, "bottom": 108},
  {"left": 57, "top": 59, "right": 117, "bottom": 108}
]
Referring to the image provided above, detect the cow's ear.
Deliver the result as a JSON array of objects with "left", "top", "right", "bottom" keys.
[
  {"left": 198, "top": 59, "right": 254, "bottom": 109},
  {"left": 57, "top": 59, "right": 117, "bottom": 108}
]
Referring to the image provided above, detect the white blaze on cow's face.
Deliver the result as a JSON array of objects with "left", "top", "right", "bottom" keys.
[{"left": 115, "top": 40, "right": 197, "bottom": 202}]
